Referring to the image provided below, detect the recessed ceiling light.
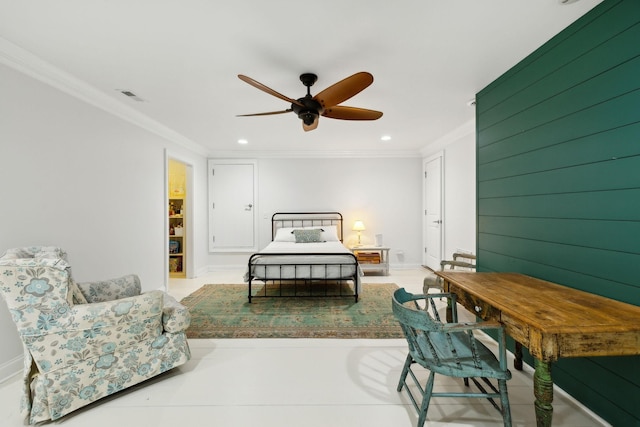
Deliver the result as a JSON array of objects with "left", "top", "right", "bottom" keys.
[
  {"left": 381, "top": 135, "right": 392, "bottom": 141},
  {"left": 237, "top": 139, "right": 248, "bottom": 145}
]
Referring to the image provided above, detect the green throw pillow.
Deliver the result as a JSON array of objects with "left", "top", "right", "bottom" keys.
[{"left": 293, "top": 228, "right": 324, "bottom": 243}]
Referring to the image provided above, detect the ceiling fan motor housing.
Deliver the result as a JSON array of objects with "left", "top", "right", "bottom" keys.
[{"left": 292, "top": 96, "right": 322, "bottom": 125}]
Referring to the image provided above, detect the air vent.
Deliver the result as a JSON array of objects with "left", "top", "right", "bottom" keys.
[{"left": 117, "top": 89, "right": 145, "bottom": 102}]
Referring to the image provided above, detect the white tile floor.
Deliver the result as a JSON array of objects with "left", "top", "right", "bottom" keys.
[{"left": 0, "top": 268, "right": 609, "bottom": 426}]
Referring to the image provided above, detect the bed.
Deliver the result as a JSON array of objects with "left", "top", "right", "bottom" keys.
[{"left": 245, "top": 212, "right": 361, "bottom": 303}]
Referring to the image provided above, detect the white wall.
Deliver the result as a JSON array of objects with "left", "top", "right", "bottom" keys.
[
  {"left": 423, "top": 124, "right": 477, "bottom": 261},
  {"left": 443, "top": 134, "right": 476, "bottom": 257},
  {"left": 205, "top": 156, "right": 424, "bottom": 270},
  {"left": 0, "top": 63, "right": 207, "bottom": 379}
]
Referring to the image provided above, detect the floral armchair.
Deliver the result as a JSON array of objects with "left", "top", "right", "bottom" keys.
[{"left": 0, "top": 247, "right": 191, "bottom": 424}]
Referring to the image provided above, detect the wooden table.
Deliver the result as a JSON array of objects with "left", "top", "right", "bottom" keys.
[{"left": 435, "top": 271, "right": 640, "bottom": 427}]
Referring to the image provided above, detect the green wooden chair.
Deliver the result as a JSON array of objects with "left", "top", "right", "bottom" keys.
[
  {"left": 423, "top": 252, "right": 476, "bottom": 294},
  {"left": 392, "top": 288, "right": 512, "bottom": 427}
]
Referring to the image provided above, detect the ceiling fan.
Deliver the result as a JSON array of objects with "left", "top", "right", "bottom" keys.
[{"left": 237, "top": 72, "right": 383, "bottom": 132}]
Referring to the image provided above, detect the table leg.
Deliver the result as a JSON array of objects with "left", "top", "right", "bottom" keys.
[
  {"left": 533, "top": 359, "right": 553, "bottom": 427},
  {"left": 446, "top": 302, "right": 453, "bottom": 323},
  {"left": 514, "top": 342, "right": 523, "bottom": 370}
]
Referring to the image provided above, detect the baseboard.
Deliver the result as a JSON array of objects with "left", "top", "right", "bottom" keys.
[
  {"left": 201, "top": 264, "right": 246, "bottom": 275},
  {"left": 0, "top": 355, "right": 22, "bottom": 384},
  {"left": 389, "top": 263, "right": 423, "bottom": 270}
]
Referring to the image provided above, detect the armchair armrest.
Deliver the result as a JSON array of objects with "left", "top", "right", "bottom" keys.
[
  {"left": 75, "top": 274, "right": 141, "bottom": 303},
  {"left": 21, "top": 291, "right": 164, "bottom": 374},
  {"left": 162, "top": 293, "right": 191, "bottom": 333}
]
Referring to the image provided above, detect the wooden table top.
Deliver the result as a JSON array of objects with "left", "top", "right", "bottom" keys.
[{"left": 435, "top": 272, "right": 640, "bottom": 352}]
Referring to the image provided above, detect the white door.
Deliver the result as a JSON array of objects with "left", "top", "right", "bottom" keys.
[
  {"left": 208, "top": 160, "right": 257, "bottom": 251},
  {"left": 424, "top": 155, "right": 443, "bottom": 270}
]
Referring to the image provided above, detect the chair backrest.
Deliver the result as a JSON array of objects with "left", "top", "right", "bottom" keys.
[
  {"left": 1, "top": 246, "right": 68, "bottom": 261},
  {"left": 393, "top": 288, "right": 453, "bottom": 365},
  {"left": 393, "top": 288, "right": 491, "bottom": 375},
  {"left": 0, "top": 256, "right": 73, "bottom": 330},
  {"left": 440, "top": 252, "right": 476, "bottom": 271}
]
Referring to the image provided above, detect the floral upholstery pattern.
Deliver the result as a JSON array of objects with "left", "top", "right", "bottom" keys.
[
  {"left": 75, "top": 274, "right": 142, "bottom": 303},
  {"left": 0, "top": 247, "right": 191, "bottom": 424}
]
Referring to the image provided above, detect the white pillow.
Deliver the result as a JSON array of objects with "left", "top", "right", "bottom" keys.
[
  {"left": 274, "top": 227, "right": 296, "bottom": 242},
  {"left": 320, "top": 225, "right": 340, "bottom": 241}
]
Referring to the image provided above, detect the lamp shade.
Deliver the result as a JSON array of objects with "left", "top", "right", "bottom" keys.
[{"left": 352, "top": 220, "right": 366, "bottom": 231}]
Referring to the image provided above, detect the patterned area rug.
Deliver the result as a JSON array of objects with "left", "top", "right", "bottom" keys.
[{"left": 180, "top": 283, "right": 403, "bottom": 339}]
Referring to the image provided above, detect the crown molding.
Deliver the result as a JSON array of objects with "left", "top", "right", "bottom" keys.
[
  {"left": 0, "top": 37, "right": 208, "bottom": 156},
  {"left": 420, "top": 119, "right": 475, "bottom": 157},
  {"left": 207, "top": 149, "right": 423, "bottom": 159}
]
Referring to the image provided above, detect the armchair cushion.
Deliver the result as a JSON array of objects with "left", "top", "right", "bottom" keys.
[
  {"left": 69, "top": 281, "right": 88, "bottom": 304},
  {"left": 75, "top": 274, "right": 142, "bottom": 303}
]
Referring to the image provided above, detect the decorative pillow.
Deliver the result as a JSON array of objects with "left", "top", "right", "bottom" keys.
[{"left": 293, "top": 228, "right": 324, "bottom": 243}]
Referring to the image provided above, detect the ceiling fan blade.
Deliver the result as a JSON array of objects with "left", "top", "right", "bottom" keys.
[
  {"left": 303, "top": 117, "right": 319, "bottom": 132},
  {"left": 237, "top": 109, "right": 292, "bottom": 117},
  {"left": 313, "top": 72, "right": 374, "bottom": 109},
  {"left": 322, "top": 106, "right": 383, "bottom": 121},
  {"left": 238, "top": 75, "right": 304, "bottom": 107}
]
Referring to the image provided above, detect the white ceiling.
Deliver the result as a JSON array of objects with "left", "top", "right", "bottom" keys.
[{"left": 0, "top": 0, "right": 603, "bottom": 157}]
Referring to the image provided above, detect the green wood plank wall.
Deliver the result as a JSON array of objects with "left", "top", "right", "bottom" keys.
[{"left": 475, "top": 0, "right": 640, "bottom": 425}]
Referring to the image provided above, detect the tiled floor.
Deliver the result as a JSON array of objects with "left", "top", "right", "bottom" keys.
[{"left": 0, "top": 268, "right": 609, "bottom": 426}]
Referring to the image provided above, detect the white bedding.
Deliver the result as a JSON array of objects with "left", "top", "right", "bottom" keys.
[{"left": 246, "top": 241, "right": 362, "bottom": 292}]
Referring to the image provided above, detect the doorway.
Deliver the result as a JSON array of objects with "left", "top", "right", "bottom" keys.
[
  {"left": 207, "top": 159, "right": 258, "bottom": 252},
  {"left": 167, "top": 157, "right": 193, "bottom": 279},
  {"left": 423, "top": 154, "right": 443, "bottom": 270}
]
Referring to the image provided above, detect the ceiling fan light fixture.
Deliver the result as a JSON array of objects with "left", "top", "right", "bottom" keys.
[{"left": 299, "top": 110, "right": 318, "bottom": 126}]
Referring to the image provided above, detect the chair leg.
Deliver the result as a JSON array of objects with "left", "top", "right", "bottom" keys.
[
  {"left": 417, "top": 371, "right": 435, "bottom": 427},
  {"left": 397, "top": 353, "right": 413, "bottom": 392},
  {"left": 499, "top": 379, "right": 512, "bottom": 427}
]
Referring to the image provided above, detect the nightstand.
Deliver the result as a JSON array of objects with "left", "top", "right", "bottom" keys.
[{"left": 350, "top": 246, "right": 390, "bottom": 276}]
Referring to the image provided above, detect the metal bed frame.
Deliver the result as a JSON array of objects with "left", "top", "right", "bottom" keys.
[{"left": 247, "top": 212, "right": 360, "bottom": 303}]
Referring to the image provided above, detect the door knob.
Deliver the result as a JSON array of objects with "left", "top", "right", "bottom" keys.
[{"left": 245, "top": 204, "right": 253, "bottom": 211}]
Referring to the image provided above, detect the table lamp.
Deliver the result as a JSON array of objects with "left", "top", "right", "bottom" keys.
[{"left": 352, "top": 220, "right": 366, "bottom": 245}]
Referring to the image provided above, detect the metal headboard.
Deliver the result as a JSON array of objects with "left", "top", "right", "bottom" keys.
[{"left": 271, "top": 212, "right": 344, "bottom": 242}]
